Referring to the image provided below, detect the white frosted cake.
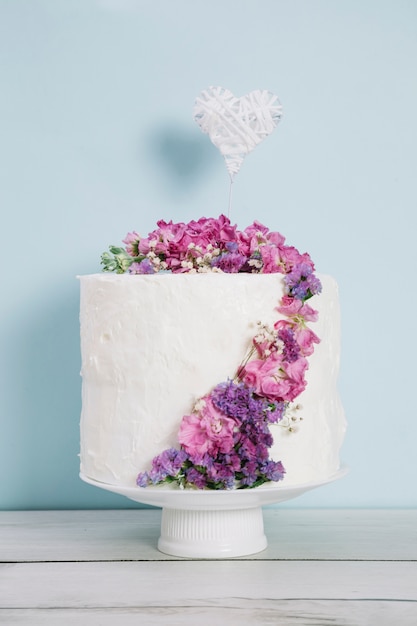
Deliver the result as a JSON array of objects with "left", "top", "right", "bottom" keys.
[{"left": 79, "top": 219, "right": 346, "bottom": 491}]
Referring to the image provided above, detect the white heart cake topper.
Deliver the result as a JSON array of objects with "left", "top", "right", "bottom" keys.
[{"left": 193, "top": 86, "right": 283, "bottom": 180}]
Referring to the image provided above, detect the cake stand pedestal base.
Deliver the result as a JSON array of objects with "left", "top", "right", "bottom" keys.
[
  {"left": 158, "top": 506, "right": 266, "bottom": 558},
  {"left": 80, "top": 468, "right": 348, "bottom": 559}
]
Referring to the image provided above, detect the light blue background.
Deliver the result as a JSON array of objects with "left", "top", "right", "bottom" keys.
[{"left": 1, "top": 0, "right": 416, "bottom": 510}]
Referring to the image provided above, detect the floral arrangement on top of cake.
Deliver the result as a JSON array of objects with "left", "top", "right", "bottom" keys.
[{"left": 100, "top": 87, "right": 322, "bottom": 490}]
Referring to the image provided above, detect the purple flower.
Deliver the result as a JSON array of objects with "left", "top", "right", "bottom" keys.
[
  {"left": 145, "top": 447, "right": 188, "bottom": 484},
  {"left": 267, "top": 401, "right": 286, "bottom": 423},
  {"left": 136, "top": 471, "right": 150, "bottom": 487},
  {"left": 240, "top": 459, "right": 259, "bottom": 486},
  {"left": 277, "top": 327, "right": 300, "bottom": 363},
  {"left": 262, "top": 459, "right": 285, "bottom": 482},
  {"left": 284, "top": 263, "right": 322, "bottom": 301},
  {"left": 211, "top": 251, "right": 247, "bottom": 273},
  {"left": 210, "top": 380, "right": 270, "bottom": 423},
  {"left": 185, "top": 467, "right": 208, "bottom": 489},
  {"left": 206, "top": 461, "right": 236, "bottom": 489},
  {"left": 129, "top": 258, "right": 155, "bottom": 275}
]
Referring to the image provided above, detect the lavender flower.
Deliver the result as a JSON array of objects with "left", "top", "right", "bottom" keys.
[
  {"left": 137, "top": 447, "right": 188, "bottom": 486},
  {"left": 211, "top": 251, "right": 247, "bottom": 273},
  {"left": 210, "top": 380, "right": 270, "bottom": 422},
  {"left": 277, "top": 327, "right": 300, "bottom": 363},
  {"left": 185, "top": 467, "right": 208, "bottom": 489},
  {"left": 284, "top": 263, "right": 322, "bottom": 301},
  {"left": 267, "top": 401, "right": 286, "bottom": 423},
  {"left": 129, "top": 258, "right": 155, "bottom": 275},
  {"left": 206, "top": 461, "right": 236, "bottom": 489},
  {"left": 262, "top": 459, "right": 285, "bottom": 482}
]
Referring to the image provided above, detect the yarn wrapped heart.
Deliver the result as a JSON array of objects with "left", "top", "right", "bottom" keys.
[{"left": 193, "top": 86, "right": 283, "bottom": 179}]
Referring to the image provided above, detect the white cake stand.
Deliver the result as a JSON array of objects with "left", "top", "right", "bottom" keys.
[{"left": 80, "top": 467, "right": 348, "bottom": 558}]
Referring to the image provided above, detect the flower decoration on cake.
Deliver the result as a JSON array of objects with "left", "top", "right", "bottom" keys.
[{"left": 102, "top": 215, "right": 322, "bottom": 489}]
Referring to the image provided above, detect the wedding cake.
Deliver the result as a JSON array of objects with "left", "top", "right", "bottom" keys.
[{"left": 79, "top": 216, "right": 346, "bottom": 491}]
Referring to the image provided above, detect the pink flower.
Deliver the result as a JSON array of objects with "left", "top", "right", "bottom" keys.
[
  {"left": 178, "top": 413, "right": 209, "bottom": 457},
  {"left": 156, "top": 219, "right": 185, "bottom": 246},
  {"left": 138, "top": 237, "right": 152, "bottom": 255},
  {"left": 261, "top": 359, "right": 308, "bottom": 402},
  {"left": 239, "top": 358, "right": 264, "bottom": 390},
  {"left": 266, "top": 231, "right": 285, "bottom": 247},
  {"left": 285, "top": 357, "right": 309, "bottom": 383},
  {"left": 294, "top": 326, "right": 320, "bottom": 356},
  {"left": 277, "top": 245, "right": 314, "bottom": 273},
  {"left": 241, "top": 353, "right": 308, "bottom": 402},
  {"left": 182, "top": 215, "right": 237, "bottom": 251},
  {"left": 244, "top": 220, "right": 270, "bottom": 238},
  {"left": 240, "top": 354, "right": 282, "bottom": 397},
  {"left": 171, "top": 225, "right": 194, "bottom": 254},
  {"left": 259, "top": 244, "right": 283, "bottom": 273},
  {"left": 122, "top": 231, "right": 140, "bottom": 257},
  {"left": 277, "top": 295, "right": 318, "bottom": 322},
  {"left": 178, "top": 397, "right": 236, "bottom": 459},
  {"left": 260, "top": 376, "right": 294, "bottom": 401},
  {"left": 215, "top": 214, "right": 238, "bottom": 244},
  {"left": 237, "top": 221, "right": 269, "bottom": 255},
  {"left": 141, "top": 220, "right": 188, "bottom": 266}
]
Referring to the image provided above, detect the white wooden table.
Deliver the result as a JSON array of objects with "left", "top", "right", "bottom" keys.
[{"left": 1, "top": 509, "right": 416, "bottom": 625}]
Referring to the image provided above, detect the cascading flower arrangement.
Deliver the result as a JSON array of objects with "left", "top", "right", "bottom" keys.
[{"left": 101, "top": 214, "right": 322, "bottom": 490}]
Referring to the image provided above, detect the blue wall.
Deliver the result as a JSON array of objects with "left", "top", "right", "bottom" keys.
[{"left": 1, "top": 0, "right": 416, "bottom": 509}]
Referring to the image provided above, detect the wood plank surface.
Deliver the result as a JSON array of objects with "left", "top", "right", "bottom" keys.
[
  {"left": 1, "top": 561, "right": 417, "bottom": 625},
  {"left": 1, "top": 601, "right": 417, "bottom": 626},
  {"left": 1, "top": 509, "right": 416, "bottom": 562},
  {"left": 2, "top": 560, "right": 417, "bottom": 604},
  {"left": 1, "top": 509, "right": 416, "bottom": 625}
]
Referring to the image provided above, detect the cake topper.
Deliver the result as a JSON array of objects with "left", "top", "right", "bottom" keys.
[{"left": 193, "top": 87, "right": 282, "bottom": 212}]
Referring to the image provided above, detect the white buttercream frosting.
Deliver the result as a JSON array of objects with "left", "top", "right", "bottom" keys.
[{"left": 79, "top": 272, "right": 346, "bottom": 487}]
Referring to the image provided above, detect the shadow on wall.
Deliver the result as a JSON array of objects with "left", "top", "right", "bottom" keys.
[
  {"left": 2, "top": 280, "right": 142, "bottom": 509},
  {"left": 144, "top": 124, "right": 218, "bottom": 191}
]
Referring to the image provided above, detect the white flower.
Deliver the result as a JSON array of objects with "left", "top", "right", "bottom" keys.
[{"left": 194, "top": 398, "right": 206, "bottom": 412}]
